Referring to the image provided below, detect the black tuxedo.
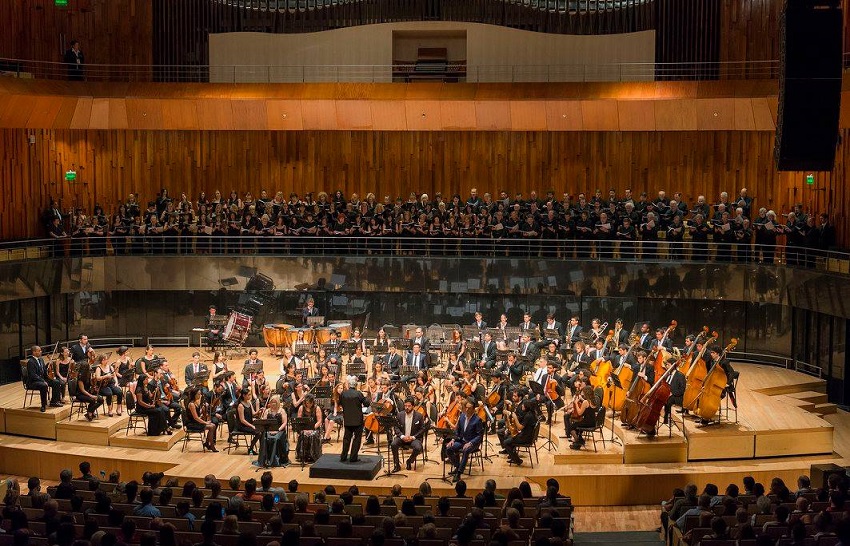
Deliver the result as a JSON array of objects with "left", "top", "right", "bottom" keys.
[
  {"left": 63, "top": 48, "right": 85, "bottom": 81},
  {"left": 27, "top": 355, "right": 61, "bottom": 407},
  {"left": 302, "top": 306, "right": 319, "bottom": 325},
  {"left": 70, "top": 343, "right": 91, "bottom": 363},
  {"left": 473, "top": 320, "right": 488, "bottom": 330},
  {"left": 184, "top": 362, "right": 209, "bottom": 383},
  {"left": 339, "top": 387, "right": 370, "bottom": 462},
  {"left": 638, "top": 332, "right": 654, "bottom": 351},
  {"left": 519, "top": 322, "right": 539, "bottom": 339},
  {"left": 664, "top": 369, "right": 687, "bottom": 420},
  {"left": 566, "top": 325, "right": 582, "bottom": 344},
  {"left": 543, "top": 321, "right": 564, "bottom": 340},
  {"left": 384, "top": 353, "right": 402, "bottom": 374},
  {"left": 411, "top": 336, "right": 430, "bottom": 354},
  {"left": 391, "top": 410, "right": 426, "bottom": 467},
  {"left": 479, "top": 340, "right": 497, "bottom": 368},
  {"left": 519, "top": 341, "right": 536, "bottom": 358},
  {"left": 631, "top": 362, "right": 655, "bottom": 385}
]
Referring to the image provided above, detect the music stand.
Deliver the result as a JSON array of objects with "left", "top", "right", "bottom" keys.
[
  {"left": 307, "top": 316, "right": 325, "bottom": 327},
  {"left": 311, "top": 385, "right": 332, "bottom": 406},
  {"left": 606, "top": 374, "right": 624, "bottom": 446},
  {"left": 346, "top": 361, "right": 366, "bottom": 382},
  {"left": 252, "top": 418, "right": 279, "bottom": 469},
  {"left": 375, "top": 415, "right": 406, "bottom": 479},
  {"left": 399, "top": 365, "right": 417, "bottom": 381},
  {"left": 291, "top": 417, "right": 315, "bottom": 470},
  {"left": 426, "top": 427, "right": 455, "bottom": 485},
  {"left": 528, "top": 380, "right": 557, "bottom": 452},
  {"left": 394, "top": 339, "right": 412, "bottom": 352},
  {"left": 504, "top": 326, "right": 521, "bottom": 343}
]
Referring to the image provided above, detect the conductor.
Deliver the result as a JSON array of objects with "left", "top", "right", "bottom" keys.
[{"left": 339, "top": 375, "right": 370, "bottom": 463}]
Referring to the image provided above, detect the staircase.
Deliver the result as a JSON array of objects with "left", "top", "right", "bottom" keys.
[{"left": 574, "top": 531, "right": 663, "bottom": 546}]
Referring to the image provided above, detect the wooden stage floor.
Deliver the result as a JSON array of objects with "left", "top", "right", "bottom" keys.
[{"left": 0, "top": 346, "right": 844, "bottom": 506}]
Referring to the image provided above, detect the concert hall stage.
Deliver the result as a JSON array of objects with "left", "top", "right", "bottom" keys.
[{"left": 0, "top": 347, "right": 844, "bottom": 506}]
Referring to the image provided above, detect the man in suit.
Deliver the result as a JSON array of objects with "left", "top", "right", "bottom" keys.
[
  {"left": 566, "top": 316, "right": 583, "bottom": 346},
  {"left": 614, "top": 318, "right": 630, "bottom": 345},
  {"left": 406, "top": 343, "right": 430, "bottom": 371},
  {"left": 184, "top": 351, "right": 210, "bottom": 394},
  {"left": 63, "top": 40, "right": 84, "bottom": 81},
  {"left": 518, "top": 334, "right": 536, "bottom": 359},
  {"left": 301, "top": 298, "right": 320, "bottom": 326},
  {"left": 27, "top": 345, "right": 63, "bottom": 412},
  {"left": 206, "top": 306, "right": 223, "bottom": 350},
  {"left": 339, "top": 376, "right": 370, "bottom": 463},
  {"left": 663, "top": 357, "right": 686, "bottom": 425},
  {"left": 631, "top": 351, "right": 655, "bottom": 385},
  {"left": 242, "top": 349, "right": 263, "bottom": 385},
  {"left": 383, "top": 346, "right": 402, "bottom": 375},
  {"left": 478, "top": 332, "right": 497, "bottom": 370},
  {"left": 519, "top": 312, "right": 538, "bottom": 340},
  {"left": 507, "top": 353, "right": 524, "bottom": 383},
  {"left": 638, "top": 322, "right": 654, "bottom": 351},
  {"left": 69, "top": 334, "right": 92, "bottom": 363},
  {"left": 651, "top": 328, "right": 673, "bottom": 353},
  {"left": 446, "top": 399, "right": 484, "bottom": 482},
  {"left": 472, "top": 312, "right": 487, "bottom": 331},
  {"left": 542, "top": 314, "right": 564, "bottom": 345},
  {"left": 391, "top": 398, "right": 426, "bottom": 472},
  {"left": 502, "top": 399, "right": 538, "bottom": 465},
  {"left": 411, "top": 328, "right": 430, "bottom": 354}
]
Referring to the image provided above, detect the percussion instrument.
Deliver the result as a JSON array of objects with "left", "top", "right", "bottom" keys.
[
  {"left": 314, "top": 327, "right": 335, "bottom": 346},
  {"left": 223, "top": 311, "right": 252, "bottom": 343},
  {"left": 285, "top": 327, "right": 315, "bottom": 346},
  {"left": 263, "top": 324, "right": 293, "bottom": 353},
  {"left": 328, "top": 321, "right": 352, "bottom": 340}
]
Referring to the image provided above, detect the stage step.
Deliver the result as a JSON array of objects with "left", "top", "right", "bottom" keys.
[
  {"left": 56, "top": 414, "right": 129, "bottom": 446},
  {"left": 4, "top": 405, "right": 71, "bottom": 440},
  {"left": 785, "top": 391, "right": 829, "bottom": 405},
  {"left": 607, "top": 417, "right": 687, "bottom": 464},
  {"left": 777, "top": 395, "right": 817, "bottom": 412},
  {"left": 554, "top": 450, "right": 623, "bottom": 465},
  {"left": 814, "top": 403, "right": 838, "bottom": 416},
  {"left": 109, "top": 429, "right": 185, "bottom": 450}
]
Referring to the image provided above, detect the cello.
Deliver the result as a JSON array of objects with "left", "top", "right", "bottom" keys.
[
  {"left": 364, "top": 383, "right": 399, "bottom": 433},
  {"left": 627, "top": 350, "right": 683, "bottom": 435},
  {"left": 620, "top": 352, "right": 652, "bottom": 425},
  {"left": 682, "top": 331, "right": 719, "bottom": 411},
  {"left": 691, "top": 339, "right": 738, "bottom": 422},
  {"left": 651, "top": 320, "right": 677, "bottom": 379},
  {"left": 678, "top": 326, "right": 710, "bottom": 374}
]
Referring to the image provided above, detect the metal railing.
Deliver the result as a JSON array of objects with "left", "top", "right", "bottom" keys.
[
  {"left": 728, "top": 351, "right": 823, "bottom": 379},
  {"left": 211, "top": 0, "right": 650, "bottom": 11},
  {"left": 11, "top": 336, "right": 145, "bottom": 360},
  {"left": 3, "top": 235, "right": 848, "bottom": 272}
]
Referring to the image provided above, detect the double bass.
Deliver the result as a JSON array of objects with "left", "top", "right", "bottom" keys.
[
  {"left": 678, "top": 326, "right": 710, "bottom": 374},
  {"left": 691, "top": 339, "right": 738, "bottom": 421},
  {"left": 364, "top": 384, "right": 399, "bottom": 433},
  {"left": 605, "top": 335, "right": 639, "bottom": 411},
  {"left": 626, "top": 350, "right": 683, "bottom": 435},
  {"left": 589, "top": 331, "right": 615, "bottom": 389},
  {"left": 620, "top": 356, "right": 652, "bottom": 425},
  {"left": 682, "top": 331, "right": 719, "bottom": 411},
  {"left": 651, "top": 320, "right": 677, "bottom": 379}
]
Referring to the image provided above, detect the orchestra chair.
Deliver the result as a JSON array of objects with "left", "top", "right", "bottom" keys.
[
  {"left": 463, "top": 444, "right": 485, "bottom": 477},
  {"left": 575, "top": 406, "right": 607, "bottom": 453},
  {"left": 507, "top": 421, "right": 541, "bottom": 468},
  {"left": 68, "top": 398, "right": 91, "bottom": 422},
  {"left": 20, "top": 362, "right": 44, "bottom": 409},
  {"left": 397, "top": 435, "right": 427, "bottom": 470},
  {"left": 224, "top": 409, "right": 252, "bottom": 453},
  {"left": 181, "top": 412, "right": 207, "bottom": 452},
  {"left": 124, "top": 391, "right": 148, "bottom": 435}
]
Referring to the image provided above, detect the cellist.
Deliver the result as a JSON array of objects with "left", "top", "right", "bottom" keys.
[
  {"left": 662, "top": 357, "right": 687, "bottom": 425},
  {"left": 709, "top": 346, "right": 737, "bottom": 408},
  {"left": 631, "top": 351, "right": 655, "bottom": 384}
]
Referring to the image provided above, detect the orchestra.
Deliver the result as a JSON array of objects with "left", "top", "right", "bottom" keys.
[{"left": 27, "top": 311, "right": 741, "bottom": 472}]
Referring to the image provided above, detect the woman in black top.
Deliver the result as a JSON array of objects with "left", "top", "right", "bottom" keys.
[
  {"left": 75, "top": 363, "right": 104, "bottom": 421},
  {"left": 135, "top": 374, "right": 170, "bottom": 436},
  {"left": 185, "top": 387, "right": 218, "bottom": 452},
  {"left": 236, "top": 388, "right": 259, "bottom": 455}
]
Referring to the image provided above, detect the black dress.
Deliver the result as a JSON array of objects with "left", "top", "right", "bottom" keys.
[{"left": 137, "top": 388, "right": 169, "bottom": 436}]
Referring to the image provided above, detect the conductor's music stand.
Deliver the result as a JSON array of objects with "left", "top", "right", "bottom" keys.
[
  {"left": 528, "top": 380, "right": 557, "bottom": 452},
  {"left": 291, "top": 416, "right": 314, "bottom": 470},
  {"left": 375, "top": 415, "right": 406, "bottom": 479},
  {"left": 606, "top": 374, "right": 624, "bottom": 446},
  {"left": 252, "top": 418, "right": 279, "bottom": 469}
]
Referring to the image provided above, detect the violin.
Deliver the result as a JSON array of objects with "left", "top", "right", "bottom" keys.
[{"left": 569, "top": 392, "right": 585, "bottom": 419}]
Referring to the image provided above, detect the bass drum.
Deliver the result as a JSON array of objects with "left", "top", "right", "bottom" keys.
[
  {"left": 285, "top": 328, "right": 315, "bottom": 347},
  {"left": 328, "top": 321, "right": 352, "bottom": 340},
  {"left": 223, "top": 312, "right": 252, "bottom": 343},
  {"left": 314, "top": 327, "right": 334, "bottom": 346}
]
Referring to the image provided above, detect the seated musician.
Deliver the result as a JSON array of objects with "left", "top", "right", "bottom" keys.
[
  {"left": 185, "top": 387, "right": 218, "bottom": 451},
  {"left": 391, "top": 397, "right": 426, "bottom": 473},
  {"left": 135, "top": 374, "right": 171, "bottom": 436},
  {"left": 543, "top": 342, "right": 562, "bottom": 366},
  {"left": 235, "top": 387, "right": 259, "bottom": 455},
  {"left": 260, "top": 395, "right": 290, "bottom": 466},
  {"left": 212, "top": 351, "right": 229, "bottom": 383},
  {"left": 709, "top": 346, "right": 737, "bottom": 408},
  {"left": 451, "top": 329, "right": 467, "bottom": 361},
  {"left": 501, "top": 399, "right": 537, "bottom": 465},
  {"left": 662, "top": 357, "right": 686, "bottom": 425},
  {"left": 295, "top": 394, "right": 323, "bottom": 462},
  {"left": 413, "top": 386, "right": 438, "bottom": 424},
  {"left": 207, "top": 306, "right": 223, "bottom": 350},
  {"left": 278, "top": 347, "right": 300, "bottom": 376},
  {"left": 55, "top": 346, "right": 74, "bottom": 401},
  {"left": 75, "top": 362, "right": 104, "bottom": 421},
  {"left": 565, "top": 385, "right": 598, "bottom": 450},
  {"left": 565, "top": 316, "right": 583, "bottom": 347},
  {"left": 154, "top": 367, "right": 183, "bottom": 430},
  {"left": 324, "top": 382, "right": 345, "bottom": 443},
  {"left": 349, "top": 329, "right": 366, "bottom": 354},
  {"left": 460, "top": 369, "right": 479, "bottom": 402},
  {"left": 135, "top": 345, "right": 157, "bottom": 380},
  {"left": 472, "top": 312, "right": 487, "bottom": 331},
  {"left": 26, "top": 345, "right": 64, "bottom": 412},
  {"left": 507, "top": 354, "right": 525, "bottom": 384},
  {"left": 243, "top": 349, "right": 263, "bottom": 385},
  {"left": 94, "top": 355, "right": 122, "bottom": 417},
  {"left": 383, "top": 345, "right": 401, "bottom": 376},
  {"left": 446, "top": 399, "right": 484, "bottom": 483},
  {"left": 115, "top": 346, "right": 135, "bottom": 393},
  {"left": 478, "top": 332, "right": 497, "bottom": 370},
  {"left": 448, "top": 353, "right": 465, "bottom": 379},
  {"left": 518, "top": 334, "right": 536, "bottom": 359},
  {"left": 631, "top": 351, "right": 655, "bottom": 384},
  {"left": 542, "top": 314, "right": 564, "bottom": 346},
  {"left": 184, "top": 351, "right": 209, "bottom": 396},
  {"left": 158, "top": 360, "right": 183, "bottom": 426}
]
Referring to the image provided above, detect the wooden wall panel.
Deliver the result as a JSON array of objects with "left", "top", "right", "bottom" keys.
[
  {"left": 0, "top": 0, "right": 152, "bottom": 68},
  {"left": 2, "top": 128, "right": 848, "bottom": 247}
]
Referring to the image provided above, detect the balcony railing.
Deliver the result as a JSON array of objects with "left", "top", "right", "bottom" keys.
[{"left": 3, "top": 236, "right": 848, "bottom": 273}]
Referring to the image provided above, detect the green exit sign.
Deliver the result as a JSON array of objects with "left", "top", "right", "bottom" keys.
[
  {"left": 65, "top": 170, "right": 76, "bottom": 182},
  {"left": 806, "top": 173, "right": 815, "bottom": 186},
  {"left": 55, "top": 0, "right": 68, "bottom": 6}
]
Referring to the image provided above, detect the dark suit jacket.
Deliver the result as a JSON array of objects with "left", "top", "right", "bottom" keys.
[
  {"left": 473, "top": 320, "right": 488, "bottom": 330},
  {"left": 406, "top": 351, "right": 430, "bottom": 371},
  {"left": 566, "top": 325, "right": 583, "bottom": 343},
  {"left": 384, "top": 353, "right": 402, "bottom": 373},
  {"left": 454, "top": 412, "right": 484, "bottom": 448},
  {"left": 638, "top": 333, "right": 654, "bottom": 351},
  {"left": 184, "top": 363, "right": 209, "bottom": 383},
  {"left": 519, "top": 322, "right": 539, "bottom": 338},
  {"left": 411, "top": 336, "right": 430, "bottom": 354},
  {"left": 70, "top": 342, "right": 90, "bottom": 363},
  {"left": 222, "top": 381, "right": 239, "bottom": 408},
  {"left": 631, "top": 363, "right": 655, "bottom": 384},
  {"left": 543, "top": 321, "right": 564, "bottom": 339},
  {"left": 27, "top": 356, "right": 47, "bottom": 386},
  {"left": 302, "top": 306, "right": 319, "bottom": 324},
  {"left": 480, "top": 341, "right": 497, "bottom": 363},
  {"left": 63, "top": 49, "right": 84, "bottom": 80},
  {"left": 340, "top": 388, "right": 369, "bottom": 427},
  {"left": 669, "top": 370, "right": 686, "bottom": 399},
  {"left": 393, "top": 410, "right": 426, "bottom": 440},
  {"left": 519, "top": 341, "right": 536, "bottom": 358},
  {"left": 652, "top": 339, "right": 673, "bottom": 352}
]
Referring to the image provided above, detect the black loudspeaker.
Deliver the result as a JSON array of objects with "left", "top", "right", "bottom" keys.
[
  {"left": 774, "top": 0, "right": 843, "bottom": 172},
  {"left": 810, "top": 463, "right": 846, "bottom": 490}
]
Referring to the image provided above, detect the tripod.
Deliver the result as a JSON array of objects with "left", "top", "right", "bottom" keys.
[
  {"left": 606, "top": 375, "right": 624, "bottom": 447},
  {"left": 375, "top": 415, "right": 406, "bottom": 480}
]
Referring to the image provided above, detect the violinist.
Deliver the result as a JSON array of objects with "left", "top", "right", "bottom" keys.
[
  {"left": 414, "top": 371, "right": 436, "bottom": 405},
  {"left": 565, "top": 385, "right": 597, "bottom": 450},
  {"left": 75, "top": 362, "right": 104, "bottom": 422},
  {"left": 243, "top": 349, "right": 263, "bottom": 384},
  {"left": 56, "top": 346, "right": 74, "bottom": 400},
  {"left": 185, "top": 387, "right": 218, "bottom": 451},
  {"left": 449, "top": 353, "right": 465, "bottom": 379},
  {"left": 413, "top": 387, "right": 437, "bottom": 424},
  {"left": 135, "top": 345, "right": 157, "bottom": 379},
  {"left": 154, "top": 368, "right": 182, "bottom": 429},
  {"left": 529, "top": 358, "right": 555, "bottom": 422},
  {"left": 260, "top": 395, "right": 290, "bottom": 466},
  {"left": 135, "top": 374, "right": 170, "bottom": 436},
  {"left": 95, "top": 355, "right": 122, "bottom": 417},
  {"left": 501, "top": 399, "right": 537, "bottom": 465},
  {"left": 662, "top": 357, "right": 686, "bottom": 425},
  {"left": 26, "top": 345, "right": 63, "bottom": 412},
  {"left": 70, "top": 334, "right": 92, "bottom": 363},
  {"left": 115, "top": 346, "right": 135, "bottom": 392}
]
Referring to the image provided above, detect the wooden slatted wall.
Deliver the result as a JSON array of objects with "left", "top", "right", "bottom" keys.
[{"left": 1, "top": 128, "right": 847, "bottom": 245}]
